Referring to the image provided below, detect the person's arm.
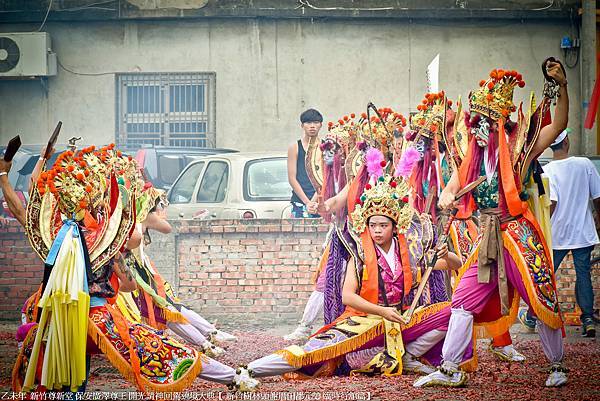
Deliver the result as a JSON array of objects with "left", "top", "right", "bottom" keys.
[
  {"left": 143, "top": 210, "right": 172, "bottom": 234},
  {"left": 29, "top": 145, "right": 54, "bottom": 193},
  {"left": 0, "top": 159, "right": 26, "bottom": 226},
  {"left": 438, "top": 170, "right": 460, "bottom": 210},
  {"left": 287, "top": 142, "right": 311, "bottom": 205},
  {"left": 524, "top": 62, "right": 569, "bottom": 172},
  {"left": 113, "top": 253, "right": 137, "bottom": 292},
  {"left": 310, "top": 183, "right": 350, "bottom": 215},
  {"left": 341, "top": 257, "right": 403, "bottom": 323},
  {"left": 124, "top": 228, "right": 142, "bottom": 251},
  {"left": 588, "top": 159, "right": 600, "bottom": 228},
  {"left": 432, "top": 244, "right": 461, "bottom": 271}
]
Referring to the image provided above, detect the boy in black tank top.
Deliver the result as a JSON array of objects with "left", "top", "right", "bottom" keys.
[{"left": 287, "top": 108, "right": 323, "bottom": 218}]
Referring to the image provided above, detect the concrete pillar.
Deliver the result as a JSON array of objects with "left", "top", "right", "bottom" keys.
[{"left": 581, "top": 0, "right": 596, "bottom": 155}]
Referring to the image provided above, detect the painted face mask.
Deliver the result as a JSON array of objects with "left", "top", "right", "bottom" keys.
[
  {"left": 320, "top": 139, "right": 338, "bottom": 166},
  {"left": 472, "top": 117, "right": 491, "bottom": 147},
  {"left": 413, "top": 137, "right": 426, "bottom": 160}
]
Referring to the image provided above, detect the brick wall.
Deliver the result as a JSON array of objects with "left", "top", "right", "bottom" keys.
[
  {"left": 174, "top": 219, "right": 328, "bottom": 327},
  {"left": 0, "top": 220, "right": 44, "bottom": 319},
  {"left": 1, "top": 219, "right": 599, "bottom": 325}
]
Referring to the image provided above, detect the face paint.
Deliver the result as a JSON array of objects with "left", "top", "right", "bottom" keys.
[
  {"left": 320, "top": 139, "right": 338, "bottom": 166},
  {"left": 413, "top": 137, "right": 426, "bottom": 160},
  {"left": 472, "top": 118, "right": 491, "bottom": 147}
]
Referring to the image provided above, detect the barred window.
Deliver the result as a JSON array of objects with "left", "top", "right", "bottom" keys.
[{"left": 116, "top": 73, "right": 216, "bottom": 148}]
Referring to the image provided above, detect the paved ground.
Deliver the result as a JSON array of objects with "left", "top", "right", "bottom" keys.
[{"left": 0, "top": 321, "right": 598, "bottom": 400}]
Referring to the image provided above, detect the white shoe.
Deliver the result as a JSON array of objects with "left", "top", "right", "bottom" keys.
[
  {"left": 489, "top": 344, "right": 526, "bottom": 362},
  {"left": 545, "top": 363, "right": 568, "bottom": 387},
  {"left": 214, "top": 330, "right": 237, "bottom": 343},
  {"left": 233, "top": 367, "right": 260, "bottom": 392},
  {"left": 283, "top": 324, "right": 312, "bottom": 342},
  {"left": 413, "top": 362, "right": 467, "bottom": 388},
  {"left": 201, "top": 340, "right": 225, "bottom": 358},
  {"left": 402, "top": 353, "right": 436, "bottom": 375}
]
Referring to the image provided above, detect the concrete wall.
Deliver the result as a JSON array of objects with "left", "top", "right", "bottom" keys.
[{"left": 0, "top": 18, "right": 582, "bottom": 152}]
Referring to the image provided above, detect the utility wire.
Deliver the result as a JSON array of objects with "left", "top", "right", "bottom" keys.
[{"left": 37, "top": 0, "right": 52, "bottom": 32}]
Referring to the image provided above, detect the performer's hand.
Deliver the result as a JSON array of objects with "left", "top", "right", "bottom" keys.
[
  {"left": 39, "top": 144, "right": 55, "bottom": 160},
  {"left": 0, "top": 159, "right": 12, "bottom": 174},
  {"left": 546, "top": 61, "right": 567, "bottom": 86},
  {"left": 436, "top": 243, "right": 449, "bottom": 259},
  {"left": 306, "top": 200, "right": 319, "bottom": 215},
  {"left": 438, "top": 190, "right": 456, "bottom": 210},
  {"left": 380, "top": 307, "right": 403, "bottom": 324},
  {"left": 316, "top": 195, "right": 331, "bottom": 215}
]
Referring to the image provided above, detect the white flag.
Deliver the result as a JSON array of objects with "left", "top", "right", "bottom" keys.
[{"left": 426, "top": 54, "right": 440, "bottom": 93}]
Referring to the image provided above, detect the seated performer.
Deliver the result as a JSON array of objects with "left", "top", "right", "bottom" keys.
[
  {"left": 415, "top": 62, "right": 569, "bottom": 388},
  {"left": 123, "top": 184, "right": 235, "bottom": 357},
  {"left": 229, "top": 172, "right": 466, "bottom": 389},
  {"left": 286, "top": 110, "right": 407, "bottom": 340},
  {"left": 12, "top": 144, "right": 237, "bottom": 393}
]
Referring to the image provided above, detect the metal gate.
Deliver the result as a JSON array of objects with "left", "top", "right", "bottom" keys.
[{"left": 116, "top": 72, "right": 216, "bottom": 148}]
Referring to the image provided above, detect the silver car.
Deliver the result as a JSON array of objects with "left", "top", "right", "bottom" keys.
[{"left": 166, "top": 152, "right": 292, "bottom": 219}]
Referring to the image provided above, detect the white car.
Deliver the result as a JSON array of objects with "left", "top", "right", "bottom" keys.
[{"left": 166, "top": 152, "right": 292, "bottom": 219}]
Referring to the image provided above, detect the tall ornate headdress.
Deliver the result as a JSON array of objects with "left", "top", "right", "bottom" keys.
[
  {"left": 136, "top": 182, "right": 168, "bottom": 223},
  {"left": 351, "top": 174, "right": 413, "bottom": 234},
  {"left": 410, "top": 92, "right": 452, "bottom": 141},
  {"left": 359, "top": 107, "right": 407, "bottom": 156},
  {"left": 325, "top": 113, "right": 362, "bottom": 153},
  {"left": 469, "top": 69, "right": 525, "bottom": 121},
  {"left": 26, "top": 143, "right": 141, "bottom": 271}
]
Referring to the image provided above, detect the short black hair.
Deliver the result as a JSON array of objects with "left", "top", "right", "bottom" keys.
[
  {"left": 550, "top": 138, "right": 566, "bottom": 152},
  {"left": 300, "top": 108, "right": 323, "bottom": 124}
]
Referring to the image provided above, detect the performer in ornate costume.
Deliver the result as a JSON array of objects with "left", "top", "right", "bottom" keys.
[
  {"left": 285, "top": 109, "right": 407, "bottom": 340},
  {"left": 12, "top": 144, "right": 241, "bottom": 393},
  {"left": 121, "top": 184, "right": 235, "bottom": 357},
  {"left": 408, "top": 91, "right": 526, "bottom": 362},
  {"left": 415, "top": 61, "right": 570, "bottom": 388},
  {"left": 231, "top": 170, "right": 468, "bottom": 387}
]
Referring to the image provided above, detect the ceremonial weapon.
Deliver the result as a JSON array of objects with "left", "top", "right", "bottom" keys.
[
  {"left": 398, "top": 176, "right": 486, "bottom": 324},
  {"left": 3, "top": 135, "right": 21, "bottom": 162},
  {"left": 43, "top": 121, "right": 62, "bottom": 160}
]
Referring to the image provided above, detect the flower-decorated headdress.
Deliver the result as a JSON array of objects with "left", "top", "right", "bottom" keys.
[
  {"left": 27, "top": 143, "right": 141, "bottom": 272},
  {"left": 351, "top": 174, "right": 413, "bottom": 234},
  {"left": 359, "top": 108, "right": 407, "bottom": 156},
  {"left": 470, "top": 69, "right": 525, "bottom": 121},
  {"left": 409, "top": 92, "right": 452, "bottom": 141},
  {"left": 325, "top": 112, "right": 361, "bottom": 154},
  {"left": 136, "top": 182, "right": 168, "bottom": 223}
]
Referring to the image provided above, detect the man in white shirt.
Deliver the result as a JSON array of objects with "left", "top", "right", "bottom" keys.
[{"left": 542, "top": 128, "right": 600, "bottom": 337}]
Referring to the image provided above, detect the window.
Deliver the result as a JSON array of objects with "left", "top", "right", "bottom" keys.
[
  {"left": 158, "top": 155, "right": 183, "bottom": 187},
  {"left": 196, "top": 161, "right": 229, "bottom": 203},
  {"left": 116, "top": 73, "right": 216, "bottom": 148},
  {"left": 168, "top": 161, "right": 205, "bottom": 204},
  {"left": 244, "top": 158, "right": 291, "bottom": 201}
]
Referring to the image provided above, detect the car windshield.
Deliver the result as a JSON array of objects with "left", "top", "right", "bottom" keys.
[
  {"left": 158, "top": 155, "right": 183, "bottom": 188},
  {"left": 168, "top": 161, "right": 205, "bottom": 204},
  {"left": 244, "top": 158, "right": 291, "bottom": 201}
]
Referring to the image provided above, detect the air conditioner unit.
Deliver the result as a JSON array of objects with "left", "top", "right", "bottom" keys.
[{"left": 0, "top": 32, "right": 57, "bottom": 78}]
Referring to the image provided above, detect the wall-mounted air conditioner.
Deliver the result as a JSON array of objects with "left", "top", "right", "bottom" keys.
[{"left": 0, "top": 32, "right": 57, "bottom": 78}]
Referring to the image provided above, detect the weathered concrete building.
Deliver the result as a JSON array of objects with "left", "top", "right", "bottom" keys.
[{"left": 0, "top": 1, "right": 594, "bottom": 154}]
